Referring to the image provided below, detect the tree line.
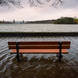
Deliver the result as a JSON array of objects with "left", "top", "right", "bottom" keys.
[
  {"left": 0, "top": 17, "right": 78, "bottom": 24},
  {"left": 54, "top": 17, "right": 78, "bottom": 24}
]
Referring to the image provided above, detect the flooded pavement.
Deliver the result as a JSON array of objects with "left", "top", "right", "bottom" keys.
[{"left": 0, "top": 36, "right": 78, "bottom": 78}]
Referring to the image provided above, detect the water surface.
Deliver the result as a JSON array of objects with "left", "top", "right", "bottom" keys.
[
  {"left": 0, "top": 36, "right": 78, "bottom": 78},
  {"left": 0, "top": 24, "right": 78, "bottom": 32}
]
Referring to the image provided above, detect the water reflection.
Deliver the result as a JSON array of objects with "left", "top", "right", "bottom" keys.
[{"left": 0, "top": 36, "right": 78, "bottom": 78}]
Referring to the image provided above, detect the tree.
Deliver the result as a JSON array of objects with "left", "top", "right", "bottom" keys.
[
  {"left": 54, "top": 17, "right": 76, "bottom": 24},
  {"left": 28, "top": 0, "right": 63, "bottom": 7},
  {"left": 0, "top": 0, "right": 20, "bottom": 7},
  {"left": 0, "top": 0, "right": 63, "bottom": 7}
]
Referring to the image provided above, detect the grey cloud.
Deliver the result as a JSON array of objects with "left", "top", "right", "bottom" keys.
[
  {"left": 0, "top": 0, "right": 78, "bottom": 21},
  {"left": 63, "top": 0, "right": 78, "bottom": 8}
]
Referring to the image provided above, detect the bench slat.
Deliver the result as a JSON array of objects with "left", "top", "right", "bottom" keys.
[
  {"left": 10, "top": 49, "right": 68, "bottom": 54},
  {"left": 8, "top": 41, "right": 70, "bottom": 45},
  {"left": 9, "top": 45, "right": 70, "bottom": 49}
]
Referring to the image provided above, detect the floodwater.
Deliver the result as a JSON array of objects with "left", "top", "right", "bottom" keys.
[
  {"left": 0, "top": 24, "right": 78, "bottom": 32},
  {"left": 0, "top": 36, "right": 78, "bottom": 78}
]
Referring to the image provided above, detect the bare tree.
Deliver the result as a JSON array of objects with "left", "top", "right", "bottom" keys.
[
  {"left": 0, "top": 0, "right": 63, "bottom": 7},
  {"left": 0, "top": 0, "right": 20, "bottom": 7},
  {"left": 28, "top": 0, "right": 63, "bottom": 7}
]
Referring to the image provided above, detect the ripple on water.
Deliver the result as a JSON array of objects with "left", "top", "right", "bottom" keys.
[{"left": 0, "top": 37, "right": 78, "bottom": 78}]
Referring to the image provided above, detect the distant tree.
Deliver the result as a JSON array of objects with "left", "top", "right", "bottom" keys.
[
  {"left": 22, "top": 20, "right": 24, "bottom": 23},
  {"left": 54, "top": 17, "right": 76, "bottom": 24},
  {"left": 13, "top": 19, "right": 15, "bottom": 23},
  {"left": 74, "top": 18, "right": 78, "bottom": 24}
]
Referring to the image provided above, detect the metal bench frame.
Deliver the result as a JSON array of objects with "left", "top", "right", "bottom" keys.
[{"left": 8, "top": 41, "right": 70, "bottom": 62}]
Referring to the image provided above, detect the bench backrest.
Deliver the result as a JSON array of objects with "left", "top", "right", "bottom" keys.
[{"left": 8, "top": 41, "right": 70, "bottom": 49}]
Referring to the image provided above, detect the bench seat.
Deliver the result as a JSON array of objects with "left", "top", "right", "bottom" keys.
[
  {"left": 8, "top": 41, "right": 70, "bottom": 61},
  {"left": 10, "top": 49, "right": 68, "bottom": 54}
]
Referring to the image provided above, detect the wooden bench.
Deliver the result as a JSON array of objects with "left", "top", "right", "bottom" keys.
[{"left": 8, "top": 41, "right": 71, "bottom": 62}]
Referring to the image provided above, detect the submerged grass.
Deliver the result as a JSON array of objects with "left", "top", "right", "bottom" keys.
[{"left": 2, "top": 56, "right": 77, "bottom": 78}]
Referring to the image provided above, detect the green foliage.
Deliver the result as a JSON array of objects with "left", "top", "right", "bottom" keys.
[
  {"left": 54, "top": 17, "right": 76, "bottom": 24},
  {"left": 0, "top": 17, "right": 78, "bottom": 24},
  {"left": 74, "top": 18, "right": 78, "bottom": 24}
]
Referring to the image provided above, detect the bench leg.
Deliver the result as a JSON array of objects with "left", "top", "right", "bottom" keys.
[
  {"left": 57, "top": 53, "right": 63, "bottom": 62},
  {"left": 16, "top": 53, "right": 23, "bottom": 61},
  {"left": 58, "top": 42, "right": 63, "bottom": 62},
  {"left": 20, "top": 53, "right": 23, "bottom": 59},
  {"left": 16, "top": 42, "right": 20, "bottom": 61},
  {"left": 16, "top": 53, "right": 20, "bottom": 61}
]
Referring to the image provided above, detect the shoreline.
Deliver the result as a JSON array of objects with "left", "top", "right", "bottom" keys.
[{"left": 0, "top": 32, "right": 78, "bottom": 37}]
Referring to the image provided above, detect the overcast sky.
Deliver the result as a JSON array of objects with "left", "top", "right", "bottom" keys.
[{"left": 0, "top": 0, "right": 78, "bottom": 21}]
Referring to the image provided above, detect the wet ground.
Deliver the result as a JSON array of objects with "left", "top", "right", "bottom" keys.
[{"left": 0, "top": 36, "right": 78, "bottom": 78}]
